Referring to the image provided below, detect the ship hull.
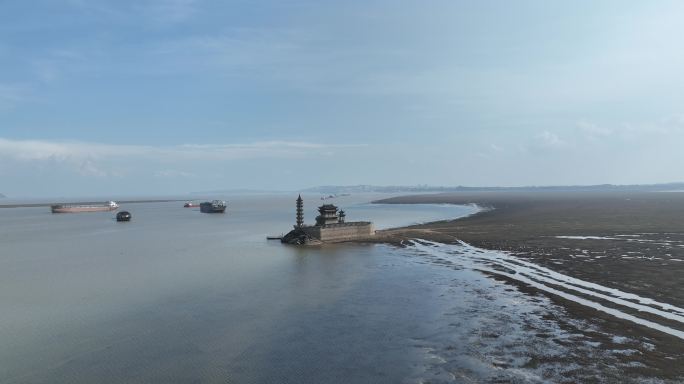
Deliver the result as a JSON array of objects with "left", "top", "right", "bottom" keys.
[
  {"left": 51, "top": 205, "right": 118, "bottom": 213},
  {"left": 199, "top": 200, "right": 226, "bottom": 213},
  {"left": 199, "top": 205, "right": 226, "bottom": 213}
]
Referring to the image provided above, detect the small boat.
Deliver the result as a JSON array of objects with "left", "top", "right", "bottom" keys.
[
  {"left": 52, "top": 201, "right": 119, "bottom": 213},
  {"left": 184, "top": 201, "right": 199, "bottom": 208},
  {"left": 116, "top": 211, "right": 131, "bottom": 222},
  {"left": 200, "top": 200, "right": 227, "bottom": 213},
  {"left": 266, "top": 234, "right": 283, "bottom": 240}
]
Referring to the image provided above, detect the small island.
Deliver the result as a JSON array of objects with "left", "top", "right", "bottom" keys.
[{"left": 281, "top": 195, "right": 374, "bottom": 245}]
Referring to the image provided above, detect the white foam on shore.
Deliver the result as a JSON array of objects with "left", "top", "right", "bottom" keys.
[{"left": 409, "top": 240, "right": 684, "bottom": 341}]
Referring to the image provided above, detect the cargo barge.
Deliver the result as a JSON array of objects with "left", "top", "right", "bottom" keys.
[{"left": 51, "top": 201, "right": 119, "bottom": 213}]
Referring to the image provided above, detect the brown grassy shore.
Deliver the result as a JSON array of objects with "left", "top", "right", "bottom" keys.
[{"left": 368, "top": 191, "right": 684, "bottom": 379}]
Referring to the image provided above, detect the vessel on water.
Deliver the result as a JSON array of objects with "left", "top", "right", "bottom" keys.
[
  {"left": 51, "top": 201, "right": 119, "bottom": 213},
  {"left": 183, "top": 201, "right": 199, "bottom": 208},
  {"left": 200, "top": 200, "right": 227, "bottom": 213},
  {"left": 116, "top": 211, "right": 131, "bottom": 222}
]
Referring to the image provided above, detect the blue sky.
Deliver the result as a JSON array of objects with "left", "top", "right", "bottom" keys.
[{"left": 2, "top": 0, "right": 684, "bottom": 197}]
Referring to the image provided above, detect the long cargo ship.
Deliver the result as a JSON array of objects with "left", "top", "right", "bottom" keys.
[{"left": 51, "top": 201, "right": 119, "bottom": 213}]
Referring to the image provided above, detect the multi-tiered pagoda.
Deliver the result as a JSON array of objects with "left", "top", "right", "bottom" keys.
[{"left": 295, "top": 194, "right": 304, "bottom": 228}]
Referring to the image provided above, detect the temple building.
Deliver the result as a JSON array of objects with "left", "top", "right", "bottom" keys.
[
  {"left": 315, "top": 204, "right": 341, "bottom": 226},
  {"left": 283, "top": 195, "right": 374, "bottom": 244}
]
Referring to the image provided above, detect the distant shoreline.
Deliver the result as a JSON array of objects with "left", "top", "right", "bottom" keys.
[{"left": 0, "top": 199, "right": 186, "bottom": 209}]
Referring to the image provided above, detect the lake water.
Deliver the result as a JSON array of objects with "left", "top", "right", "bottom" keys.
[
  {"left": 0, "top": 194, "right": 475, "bottom": 383},
  {"left": 0, "top": 194, "right": 663, "bottom": 383}
]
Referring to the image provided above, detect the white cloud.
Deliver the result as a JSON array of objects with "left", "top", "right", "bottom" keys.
[
  {"left": 0, "top": 137, "right": 365, "bottom": 163},
  {"left": 0, "top": 84, "right": 30, "bottom": 110},
  {"left": 489, "top": 143, "right": 503, "bottom": 152},
  {"left": 541, "top": 131, "right": 562, "bottom": 146},
  {"left": 135, "top": 0, "right": 199, "bottom": 25},
  {"left": 577, "top": 120, "right": 613, "bottom": 140},
  {"left": 147, "top": 27, "right": 419, "bottom": 94},
  {"left": 66, "top": 0, "right": 198, "bottom": 25},
  {"left": 29, "top": 49, "right": 88, "bottom": 84},
  {"left": 154, "top": 169, "right": 195, "bottom": 178},
  {"left": 0, "top": 137, "right": 367, "bottom": 183},
  {"left": 662, "top": 114, "right": 684, "bottom": 127},
  {"left": 535, "top": 131, "right": 566, "bottom": 149},
  {"left": 78, "top": 158, "right": 108, "bottom": 177},
  {"left": 575, "top": 116, "right": 684, "bottom": 143}
]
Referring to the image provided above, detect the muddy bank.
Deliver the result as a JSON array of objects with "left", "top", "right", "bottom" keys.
[
  {"left": 374, "top": 191, "right": 684, "bottom": 306},
  {"left": 370, "top": 191, "right": 684, "bottom": 380}
]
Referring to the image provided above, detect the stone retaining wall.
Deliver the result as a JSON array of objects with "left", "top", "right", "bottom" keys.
[{"left": 302, "top": 222, "right": 374, "bottom": 242}]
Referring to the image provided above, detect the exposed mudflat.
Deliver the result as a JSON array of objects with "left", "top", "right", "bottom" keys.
[{"left": 373, "top": 191, "right": 684, "bottom": 380}]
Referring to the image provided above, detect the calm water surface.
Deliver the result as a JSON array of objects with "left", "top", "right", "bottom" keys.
[{"left": 0, "top": 194, "right": 478, "bottom": 383}]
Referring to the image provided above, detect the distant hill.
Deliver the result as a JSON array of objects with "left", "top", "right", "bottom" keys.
[{"left": 303, "top": 183, "right": 684, "bottom": 194}]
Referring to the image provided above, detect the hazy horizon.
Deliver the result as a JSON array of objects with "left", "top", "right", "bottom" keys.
[
  {"left": 4, "top": 181, "right": 684, "bottom": 200},
  {"left": 3, "top": 1, "right": 684, "bottom": 197}
]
